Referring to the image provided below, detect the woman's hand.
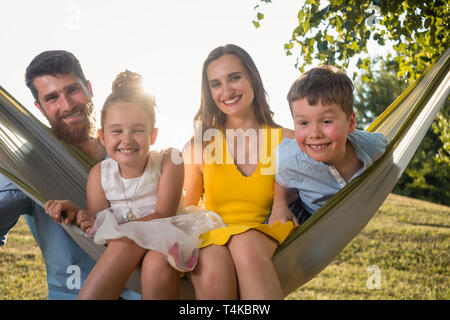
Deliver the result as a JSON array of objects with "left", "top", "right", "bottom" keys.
[{"left": 44, "top": 200, "right": 80, "bottom": 224}]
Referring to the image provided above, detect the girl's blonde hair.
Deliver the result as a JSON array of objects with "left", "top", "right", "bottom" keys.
[{"left": 101, "top": 70, "right": 156, "bottom": 130}]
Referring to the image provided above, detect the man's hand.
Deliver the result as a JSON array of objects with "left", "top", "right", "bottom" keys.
[{"left": 44, "top": 200, "right": 79, "bottom": 224}]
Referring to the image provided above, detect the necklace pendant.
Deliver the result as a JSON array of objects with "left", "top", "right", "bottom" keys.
[{"left": 125, "top": 211, "right": 135, "bottom": 221}]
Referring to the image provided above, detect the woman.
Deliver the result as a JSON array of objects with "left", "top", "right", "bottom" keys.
[{"left": 183, "top": 44, "right": 296, "bottom": 299}]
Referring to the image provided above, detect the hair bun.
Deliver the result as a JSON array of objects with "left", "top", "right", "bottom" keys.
[{"left": 111, "top": 69, "right": 143, "bottom": 93}]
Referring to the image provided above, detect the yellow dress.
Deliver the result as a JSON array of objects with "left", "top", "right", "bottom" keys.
[{"left": 200, "top": 124, "right": 296, "bottom": 248}]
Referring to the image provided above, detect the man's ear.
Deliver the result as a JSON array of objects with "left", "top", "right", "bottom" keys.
[
  {"left": 34, "top": 101, "right": 44, "bottom": 115},
  {"left": 348, "top": 111, "right": 356, "bottom": 133},
  {"left": 87, "top": 80, "right": 94, "bottom": 98},
  {"left": 98, "top": 128, "right": 105, "bottom": 147},
  {"left": 150, "top": 127, "right": 158, "bottom": 145}
]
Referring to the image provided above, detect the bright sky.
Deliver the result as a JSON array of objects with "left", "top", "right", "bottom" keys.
[{"left": 0, "top": 0, "right": 384, "bottom": 151}]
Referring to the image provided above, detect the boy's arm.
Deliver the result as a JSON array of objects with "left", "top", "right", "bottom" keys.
[{"left": 269, "top": 182, "right": 299, "bottom": 226}]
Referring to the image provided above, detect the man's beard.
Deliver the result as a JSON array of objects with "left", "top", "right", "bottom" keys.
[{"left": 47, "top": 101, "right": 96, "bottom": 145}]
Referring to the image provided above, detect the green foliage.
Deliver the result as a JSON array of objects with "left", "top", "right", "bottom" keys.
[
  {"left": 353, "top": 59, "right": 450, "bottom": 205},
  {"left": 288, "top": 193, "right": 450, "bottom": 300},
  {"left": 393, "top": 100, "right": 450, "bottom": 206},
  {"left": 253, "top": 0, "right": 449, "bottom": 82},
  {"left": 354, "top": 57, "right": 409, "bottom": 128},
  {"left": 253, "top": 1, "right": 449, "bottom": 205}
]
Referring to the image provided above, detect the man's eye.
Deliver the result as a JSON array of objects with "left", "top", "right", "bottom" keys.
[
  {"left": 68, "top": 88, "right": 80, "bottom": 94},
  {"left": 45, "top": 96, "right": 57, "bottom": 102}
]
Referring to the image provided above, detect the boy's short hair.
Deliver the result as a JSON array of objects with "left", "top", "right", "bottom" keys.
[
  {"left": 287, "top": 65, "right": 354, "bottom": 116},
  {"left": 25, "top": 50, "right": 89, "bottom": 103}
]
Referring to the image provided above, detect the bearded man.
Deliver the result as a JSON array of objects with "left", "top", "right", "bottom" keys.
[{"left": 0, "top": 51, "right": 138, "bottom": 300}]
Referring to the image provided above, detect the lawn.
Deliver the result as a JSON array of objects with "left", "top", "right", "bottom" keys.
[{"left": 0, "top": 193, "right": 448, "bottom": 300}]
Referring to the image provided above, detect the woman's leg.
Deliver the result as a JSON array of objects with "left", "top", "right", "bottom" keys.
[
  {"left": 141, "top": 250, "right": 180, "bottom": 299},
  {"left": 228, "top": 230, "right": 282, "bottom": 299},
  {"left": 78, "top": 237, "right": 147, "bottom": 300},
  {"left": 189, "top": 244, "right": 237, "bottom": 299}
]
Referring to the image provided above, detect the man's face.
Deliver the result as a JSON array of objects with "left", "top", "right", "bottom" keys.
[{"left": 33, "top": 72, "right": 94, "bottom": 144}]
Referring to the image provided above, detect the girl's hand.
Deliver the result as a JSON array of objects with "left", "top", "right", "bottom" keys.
[
  {"left": 44, "top": 200, "right": 80, "bottom": 224},
  {"left": 76, "top": 210, "right": 96, "bottom": 235},
  {"left": 269, "top": 202, "right": 299, "bottom": 226}
]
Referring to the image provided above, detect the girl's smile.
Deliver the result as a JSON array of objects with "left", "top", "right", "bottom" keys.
[{"left": 98, "top": 101, "right": 157, "bottom": 177}]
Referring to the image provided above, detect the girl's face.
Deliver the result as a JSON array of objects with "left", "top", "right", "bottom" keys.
[
  {"left": 98, "top": 101, "right": 157, "bottom": 174},
  {"left": 292, "top": 97, "right": 356, "bottom": 168},
  {"left": 207, "top": 54, "right": 255, "bottom": 119}
]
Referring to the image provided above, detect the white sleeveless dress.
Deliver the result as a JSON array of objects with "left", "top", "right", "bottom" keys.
[{"left": 92, "top": 150, "right": 225, "bottom": 272}]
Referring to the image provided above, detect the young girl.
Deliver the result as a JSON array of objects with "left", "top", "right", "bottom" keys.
[
  {"left": 45, "top": 70, "right": 224, "bottom": 299},
  {"left": 183, "top": 44, "right": 297, "bottom": 299}
]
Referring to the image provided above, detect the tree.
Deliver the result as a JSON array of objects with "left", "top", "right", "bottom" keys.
[
  {"left": 353, "top": 58, "right": 450, "bottom": 205},
  {"left": 253, "top": 1, "right": 450, "bottom": 205},
  {"left": 253, "top": 0, "right": 448, "bottom": 81},
  {"left": 354, "top": 57, "right": 408, "bottom": 128}
]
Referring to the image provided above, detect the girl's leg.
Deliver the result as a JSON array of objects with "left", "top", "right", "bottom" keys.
[
  {"left": 228, "top": 230, "right": 282, "bottom": 299},
  {"left": 78, "top": 237, "right": 147, "bottom": 300},
  {"left": 189, "top": 245, "right": 237, "bottom": 300},
  {"left": 141, "top": 250, "right": 180, "bottom": 299}
]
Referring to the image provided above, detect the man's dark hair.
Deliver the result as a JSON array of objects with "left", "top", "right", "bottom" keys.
[{"left": 25, "top": 50, "right": 89, "bottom": 103}]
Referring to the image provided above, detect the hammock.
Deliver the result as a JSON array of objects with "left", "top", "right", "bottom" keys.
[{"left": 0, "top": 48, "right": 449, "bottom": 298}]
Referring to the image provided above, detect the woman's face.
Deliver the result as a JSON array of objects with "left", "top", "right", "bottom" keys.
[{"left": 206, "top": 54, "right": 254, "bottom": 119}]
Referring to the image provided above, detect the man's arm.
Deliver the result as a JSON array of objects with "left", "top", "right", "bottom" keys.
[{"left": 0, "top": 174, "right": 32, "bottom": 245}]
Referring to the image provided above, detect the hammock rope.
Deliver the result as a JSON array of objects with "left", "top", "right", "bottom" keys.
[{"left": 0, "top": 49, "right": 449, "bottom": 298}]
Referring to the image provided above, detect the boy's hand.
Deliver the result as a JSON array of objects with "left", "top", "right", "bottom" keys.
[
  {"left": 44, "top": 200, "right": 80, "bottom": 224},
  {"left": 76, "top": 210, "right": 96, "bottom": 235},
  {"left": 269, "top": 202, "right": 299, "bottom": 226}
]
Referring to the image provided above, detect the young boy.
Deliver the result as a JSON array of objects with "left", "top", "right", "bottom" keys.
[{"left": 269, "top": 65, "right": 388, "bottom": 225}]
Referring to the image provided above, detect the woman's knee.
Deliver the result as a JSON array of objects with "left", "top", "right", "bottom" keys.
[{"left": 228, "top": 230, "right": 277, "bottom": 271}]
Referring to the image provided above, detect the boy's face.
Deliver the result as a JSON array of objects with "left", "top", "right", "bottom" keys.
[{"left": 292, "top": 97, "right": 356, "bottom": 167}]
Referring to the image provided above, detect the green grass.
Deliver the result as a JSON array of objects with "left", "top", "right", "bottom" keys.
[{"left": 0, "top": 193, "right": 448, "bottom": 300}]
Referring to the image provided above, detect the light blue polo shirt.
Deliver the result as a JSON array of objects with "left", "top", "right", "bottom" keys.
[{"left": 275, "top": 129, "right": 388, "bottom": 214}]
